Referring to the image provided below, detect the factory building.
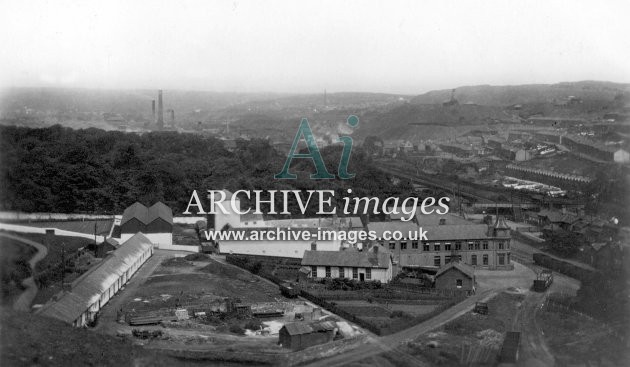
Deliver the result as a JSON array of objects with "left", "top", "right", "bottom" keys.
[
  {"left": 38, "top": 233, "right": 154, "bottom": 327},
  {"left": 301, "top": 246, "right": 393, "bottom": 283},
  {"left": 209, "top": 190, "right": 353, "bottom": 259},
  {"left": 367, "top": 217, "right": 512, "bottom": 271},
  {"left": 120, "top": 201, "right": 173, "bottom": 249}
]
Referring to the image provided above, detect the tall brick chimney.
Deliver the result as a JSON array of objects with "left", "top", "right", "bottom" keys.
[{"left": 157, "top": 90, "right": 164, "bottom": 130}]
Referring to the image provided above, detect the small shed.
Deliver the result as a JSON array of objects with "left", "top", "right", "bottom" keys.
[
  {"left": 435, "top": 261, "right": 475, "bottom": 292},
  {"left": 278, "top": 321, "right": 337, "bottom": 350}
]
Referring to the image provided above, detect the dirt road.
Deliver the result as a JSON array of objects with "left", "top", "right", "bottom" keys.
[
  {"left": 512, "top": 291, "right": 555, "bottom": 367},
  {"left": 0, "top": 232, "right": 49, "bottom": 311}
]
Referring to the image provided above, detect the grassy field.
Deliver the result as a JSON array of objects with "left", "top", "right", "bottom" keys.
[
  {"left": 539, "top": 308, "right": 629, "bottom": 366},
  {"left": 14, "top": 219, "right": 114, "bottom": 236},
  {"left": 348, "top": 292, "right": 525, "bottom": 366},
  {"left": 0, "top": 236, "right": 37, "bottom": 306}
]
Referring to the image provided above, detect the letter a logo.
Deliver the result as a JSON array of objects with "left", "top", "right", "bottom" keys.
[{"left": 275, "top": 118, "right": 335, "bottom": 179}]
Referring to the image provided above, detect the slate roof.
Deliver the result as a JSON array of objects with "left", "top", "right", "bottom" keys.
[
  {"left": 423, "top": 224, "right": 497, "bottom": 241},
  {"left": 301, "top": 249, "right": 391, "bottom": 269},
  {"left": 367, "top": 221, "right": 418, "bottom": 239},
  {"left": 281, "top": 321, "right": 337, "bottom": 335},
  {"left": 435, "top": 261, "right": 475, "bottom": 279},
  {"left": 38, "top": 233, "right": 153, "bottom": 324},
  {"left": 120, "top": 201, "right": 173, "bottom": 226},
  {"left": 414, "top": 212, "right": 473, "bottom": 226}
]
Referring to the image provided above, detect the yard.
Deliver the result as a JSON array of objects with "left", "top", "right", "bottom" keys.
[{"left": 123, "top": 257, "right": 281, "bottom": 313}]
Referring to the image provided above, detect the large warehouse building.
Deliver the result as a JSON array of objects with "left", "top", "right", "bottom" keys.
[
  {"left": 120, "top": 201, "right": 173, "bottom": 248},
  {"left": 38, "top": 233, "right": 154, "bottom": 327}
]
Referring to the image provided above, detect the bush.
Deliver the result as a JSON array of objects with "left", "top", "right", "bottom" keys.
[
  {"left": 228, "top": 323, "right": 245, "bottom": 335},
  {"left": 243, "top": 319, "right": 263, "bottom": 331}
]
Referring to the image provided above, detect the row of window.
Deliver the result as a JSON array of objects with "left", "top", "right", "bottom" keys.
[
  {"left": 312, "top": 266, "right": 372, "bottom": 280},
  {"left": 431, "top": 253, "right": 510, "bottom": 266},
  {"left": 388, "top": 241, "right": 509, "bottom": 251}
]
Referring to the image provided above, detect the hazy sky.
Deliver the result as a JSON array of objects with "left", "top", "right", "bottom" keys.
[{"left": 1, "top": 0, "right": 629, "bottom": 94}]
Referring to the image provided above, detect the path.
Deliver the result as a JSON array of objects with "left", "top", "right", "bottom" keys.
[
  {"left": 303, "top": 289, "right": 500, "bottom": 367},
  {"left": 0, "top": 232, "right": 48, "bottom": 311},
  {"left": 513, "top": 291, "right": 555, "bottom": 367}
]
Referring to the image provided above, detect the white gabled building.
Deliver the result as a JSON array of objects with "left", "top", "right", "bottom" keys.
[{"left": 301, "top": 246, "right": 393, "bottom": 283}]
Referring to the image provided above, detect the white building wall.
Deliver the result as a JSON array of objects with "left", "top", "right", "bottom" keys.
[
  {"left": 308, "top": 265, "right": 392, "bottom": 283},
  {"left": 219, "top": 239, "right": 341, "bottom": 258}
]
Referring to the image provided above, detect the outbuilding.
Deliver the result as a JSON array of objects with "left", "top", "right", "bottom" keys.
[
  {"left": 434, "top": 261, "right": 475, "bottom": 292},
  {"left": 278, "top": 321, "right": 337, "bottom": 350},
  {"left": 120, "top": 201, "right": 174, "bottom": 249}
]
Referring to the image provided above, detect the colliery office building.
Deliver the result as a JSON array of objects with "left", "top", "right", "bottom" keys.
[
  {"left": 38, "top": 233, "right": 154, "bottom": 327},
  {"left": 367, "top": 217, "right": 512, "bottom": 271}
]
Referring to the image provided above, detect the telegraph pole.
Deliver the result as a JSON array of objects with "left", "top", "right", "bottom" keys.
[{"left": 60, "top": 242, "right": 66, "bottom": 287}]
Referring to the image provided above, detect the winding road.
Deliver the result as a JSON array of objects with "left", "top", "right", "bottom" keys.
[{"left": 1, "top": 232, "right": 48, "bottom": 311}]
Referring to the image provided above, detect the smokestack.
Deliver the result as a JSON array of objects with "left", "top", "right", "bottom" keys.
[
  {"left": 157, "top": 90, "right": 164, "bottom": 129},
  {"left": 169, "top": 109, "right": 175, "bottom": 126},
  {"left": 151, "top": 100, "right": 155, "bottom": 122}
]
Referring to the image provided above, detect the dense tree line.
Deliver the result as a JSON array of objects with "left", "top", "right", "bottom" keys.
[{"left": 0, "top": 125, "right": 414, "bottom": 216}]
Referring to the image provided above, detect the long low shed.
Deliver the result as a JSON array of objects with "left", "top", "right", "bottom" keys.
[{"left": 38, "top": 233, "right": 154, "bottom": 327}]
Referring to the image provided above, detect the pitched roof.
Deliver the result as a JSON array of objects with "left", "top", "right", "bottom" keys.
[
  {"left": 301, "top": 249, "right": 391, "bottom": 269},
  {"left": 414, "top": 212, "right": 472, "bottom": 226},
  {"left": 435, "top": 261, "right": 474, "bottom": 279},
  {"left": 148, "top": 202, "right": 173, "bottom": 225},
  {"left": 281, "top": 321, "right": 336, "bottom": 335},
  {"left": 367, "top": 221, "right": 418, "bottom": 239},
  {"left": 494, "top": 216, "right": 510, "bottom": 230},
  {"left": 38, "top": 233, "right": 153, "bottom": 324},
  {"left": 424, "top": 224, "right": 496, "bottom": 241},
  {"left": 121, "top": 201, "right": 173, "bottom": 226}
]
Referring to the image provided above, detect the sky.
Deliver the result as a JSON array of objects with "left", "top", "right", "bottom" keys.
[{"left": 1, "top": 0, "right": 629, "bottom": 95}]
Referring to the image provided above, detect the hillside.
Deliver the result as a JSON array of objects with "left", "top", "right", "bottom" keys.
[
  {"left": 0, "top": 307, "right": 178, "bottom": 366},
  {"left": 411, "top": 81, "right": 630, "bottom": 106}
]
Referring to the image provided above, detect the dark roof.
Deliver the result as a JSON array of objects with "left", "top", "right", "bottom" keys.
[
  {"left": 101, "top": 238, "right": 119, "bottom": 247},
  {"left": 121, "top": 202, "right": 147, "bottom": 225},
  {"left": 415, "top": 212, "right": 473, "bottom": 226},
  {"left": 121, "top": 201, "right": 173, "bottom": 226},
  {"left": 367, "top": 221, "right": 418, "bottom": 239},
  {"left": 148, "top": 202, "right": 173, "bottom": 224},
  {"left": 281, "top": 321, "right": 336, "bottom": 335},
  {"left": 435, "top": 261, "right": 474, "bottom": 279},
  {"left": 301, "top": 249, "right": 391, "bottom": 269},
  {"left": 424, "top": 224, "right": 498, "bottom": 241},
  {"left": 494, "top": 216, "right": 510, "bottom": 230},
  {"left": 38, "top": 233, "right": 153, "bottom": 324}
]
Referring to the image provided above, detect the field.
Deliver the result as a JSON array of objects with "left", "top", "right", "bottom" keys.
[
  {"left": 539, "top": 308, "right": 629, "bottom": 366},
  {"left": 348, "top": 291, "right": 526, "bottom": 366},
  {"left": 14, "top": 219, "right": 114, "bottom": 236}
]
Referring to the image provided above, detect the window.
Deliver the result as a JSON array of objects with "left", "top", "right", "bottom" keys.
[
  {"left": 507, "top": 253, "right": 511, "bottom": 263},
  {"left": 423, "top": 244, "right": 430, "bottom": 251},
  {"left": 456, "top": 279, "right": 463, "bottom": 288},
  {"left": 412, "top": 241, "right": 418, "bottom": 249},
  {"left": 506, "top": 241, "right": 510, "bottom": 249},
  {"left": 445, "top": 255, "right": 451, "bottom": 263},
  {"left": 482, "top": 241, "right": 488, "bottom": 250},
  {"left": 365, "top": 268, "right": 372, "bottom": 280},
  {"left": 498, "top": 242, "right": 504, "bottom": 250},
  {"left": 499, "top": 254, "right": 505, "bottom": 265},
  {"left": 434, "top": 244, "right": 441, "bottom": 252},
  {"left": 400, "top": 242, "right": 407, "bottom": 250},
  {"left": 434, "top": 256, "right": 441, "bottom": 267},
  {"left": 325, "top": 266, "right": 331, "bottom": 278},
  {"left": 311, "top": 266, "right": 317, "bottom": 277},
  {"left": 352, "top": 267, "right": 358, "bottom": 279},
  {"left": 445, "top": 244, "right": 452, "bottom": 251},
  {"left": 339, "top": 267, "right": 345, "bottom": 278},
  {"left": 455, "top": 242, "right": 462, "bottom": 251},
  {"left": 471, "top": 255, "right": 477, "bottom": 266},
  {"left": 468, "top": 242, "right": 474, "bottom": 250},
  {"left": 389, "top": 242, "right": 396, "bottom": 250},
  {"left": 311, "top": 242, "right": 317, "bottom": 251},
  {"left": 483, "top": 254, "right": 489, "bottom": 265},
  {"left": 474, "top": 242, "right": 480, "bottom": 250}
]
